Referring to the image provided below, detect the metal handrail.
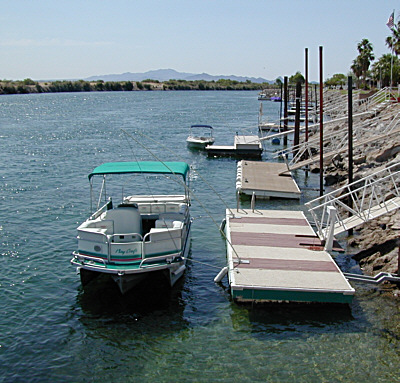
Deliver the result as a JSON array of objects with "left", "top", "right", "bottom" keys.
[
  {"left": 306, "top": 162, "right": 400, "bottom": 240},
  {"left": 278, "top": 109, "right": 400, "bottom": 172},
  {"left": 71, "top": 251, "right": 108, "bottom": 268}
]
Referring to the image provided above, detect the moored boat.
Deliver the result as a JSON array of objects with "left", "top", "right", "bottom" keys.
[
  {"left": 186, "top": 124, "right": 215, "bottom": 149},
  {"left": 71, "top": 161, "right": 192, "bottom": 294}
]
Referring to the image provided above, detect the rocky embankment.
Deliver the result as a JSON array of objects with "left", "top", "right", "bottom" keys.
[{"left": 314, "top": 90, "right": 400, "bottom": 287}]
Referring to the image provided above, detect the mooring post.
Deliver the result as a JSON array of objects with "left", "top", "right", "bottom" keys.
[
  {"left": 305, "top": 47, "right": 309, "bottom": 143},
  {"left": 348, "top": 76, "right": 354, "bottom": 236},
  {"left": 294, "top": 81, "right": 301, "bottom": 154},
  {"left": 284, "top": 76, "right": 288, "bottom": 146},
  {"left": 319, "top": 46, "right": 324, "bottom": 197},
  {"left": 304, "top": 48, "right": 309, "bottom": 176}
]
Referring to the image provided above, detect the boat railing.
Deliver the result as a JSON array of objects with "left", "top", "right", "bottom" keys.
[
  {"left": 72, "top": 251, "right": 108, "bottom": 268},
  {"left": 141, "top": 228, "right": 182, "bottom": 259},
  {"left": 139, "top": 252, "right": 182, "bottom": 268}
]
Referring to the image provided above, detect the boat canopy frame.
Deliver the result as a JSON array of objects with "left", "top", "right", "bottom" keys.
[
  {"left": 87, "top": 161, "right": 191, "bottom": 212},
  {"left": 189, "top": 125, "right": 214, "bottom": 136}
]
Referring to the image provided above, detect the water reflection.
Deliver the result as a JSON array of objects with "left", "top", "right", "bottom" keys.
[{"left": 230, "top": 301, "right": 356, "bottom": 339}]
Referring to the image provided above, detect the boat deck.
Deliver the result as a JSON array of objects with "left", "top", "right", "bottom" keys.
[
  {"left": 225, "top": 208, "right": 355, "bottom": 304},
  {"left": 237, "top": 161, "right": 301, "bottom": 199}
]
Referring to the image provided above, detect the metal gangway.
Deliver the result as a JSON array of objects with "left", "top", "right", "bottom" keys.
[
  {"left": 319, "top": 87, "right": 396, "bottom": 118},
  {"left": 261, "top": 88, "right": 394, "bottom": 147},
  {"left": 305, "top": 162, "right": 400, "bottom": 285},
  {"left": 275, "top": 109, "right": 400, "bottom": 173},
  {"left": 305, "top": 162, "right": 400, "bottom": 249}
]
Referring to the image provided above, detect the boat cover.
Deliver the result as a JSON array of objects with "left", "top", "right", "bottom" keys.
[{"left": 89, "top": 161, "right": 190, "bottom": 181}]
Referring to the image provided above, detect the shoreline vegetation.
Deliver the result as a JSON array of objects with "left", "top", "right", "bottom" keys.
[{"left": 0, "top": 78, "right": 272, "bottom": 95}]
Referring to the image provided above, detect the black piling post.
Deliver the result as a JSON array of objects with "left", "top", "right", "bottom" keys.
[
  {"left": 294, "top": 81, "right": 301, "bottom": 153},
  {"left": 319, "top": 46, "right": 324, "bottom": 197},
  {"left": 348, "top": 76, "right": 353, "bottom": 236},
  {"left": 305, "top": 47, "right": 309, "bottom": 143},
  {"left": 284, "top": 76, "right": 288, "bottom": 146}
]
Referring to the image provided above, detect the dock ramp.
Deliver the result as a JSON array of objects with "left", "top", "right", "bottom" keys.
[{"left": 306, "top": 162, "right": 400, "bottom": 244}]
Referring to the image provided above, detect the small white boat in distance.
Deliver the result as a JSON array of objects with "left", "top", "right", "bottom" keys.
[
  {"left": 71, "top": 161, "right": 192, "bottom": 294},
  {"left": 186, "top": 124, "right": 215, "bottom": 149}
]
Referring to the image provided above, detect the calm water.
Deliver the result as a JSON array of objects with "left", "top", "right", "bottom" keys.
[{"left": 1, "top": 91, "right": 399, "bottom": 382}]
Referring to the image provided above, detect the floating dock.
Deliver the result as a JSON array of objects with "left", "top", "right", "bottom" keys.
[
  {"left": 236, "top": 160, "right": 301, "bottom": 199},
  {"left": 206, "top": 135, "right": 262, "bottom": 158},
  {"left": 224, "top": 208, "right": 355, "bottom": 304}
]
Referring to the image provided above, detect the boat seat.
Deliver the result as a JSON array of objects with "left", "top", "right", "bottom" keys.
[
  {"left": 104, "top": 206, "right": 142, "bottom": 236},
  {"left": 155, "top": 219, "right": 183, "bottom": 229}
]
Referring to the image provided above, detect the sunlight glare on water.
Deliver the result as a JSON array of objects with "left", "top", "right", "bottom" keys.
[{"left": 0, "top": 91, "right": 399, "bottom": 382}]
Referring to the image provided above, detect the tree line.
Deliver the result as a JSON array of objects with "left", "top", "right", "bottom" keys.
[{"left": 0, "top": 78, "right": 270, "bottom": 95}]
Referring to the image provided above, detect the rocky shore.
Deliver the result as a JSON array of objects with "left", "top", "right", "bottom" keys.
[{"left": 315, "top": 89, "right": 400, "bottom": 289}]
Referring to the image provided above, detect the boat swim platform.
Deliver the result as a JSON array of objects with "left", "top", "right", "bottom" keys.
[
  {"left": 236, "top": 160, "right": 301, "bottom": 199},
  {"left": 206, "top": 135, "right": 262, "bottom": 159},
  {"left": 224, "top": 208, "right": 355, "bottom": 304}
]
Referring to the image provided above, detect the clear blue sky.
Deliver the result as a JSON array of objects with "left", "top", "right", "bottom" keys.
[{"left": 0, "top": 0, "right": 398, "bottom": 82}]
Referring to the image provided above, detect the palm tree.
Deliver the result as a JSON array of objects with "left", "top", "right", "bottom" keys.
[
  {"left": 355, "top": 39, "right": 375, "bottom": 88},
  {"left": 351, "top": 57, "right": 363, "bottom": 87},
  {"left": 386, "top": 21, "right": 400, "bottom": 56},
  {"left": 371, "top": 54, "right": 400, "bottom": 87}
]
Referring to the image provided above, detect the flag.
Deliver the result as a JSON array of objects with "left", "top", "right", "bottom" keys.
[{"left": 387, "top": 12, "right": 394, "bottom": 29}]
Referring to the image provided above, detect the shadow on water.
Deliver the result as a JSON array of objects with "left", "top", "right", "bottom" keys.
[
  {"left": 229, "top": 300, "right": 358, "bottom": 340},
  {"left": 75, "top": 272, "right": 190, "bottom": 335}
]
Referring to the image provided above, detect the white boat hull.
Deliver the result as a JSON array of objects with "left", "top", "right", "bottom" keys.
[{"left": 186, "top": 137, "right": 215, "bottom": 149}]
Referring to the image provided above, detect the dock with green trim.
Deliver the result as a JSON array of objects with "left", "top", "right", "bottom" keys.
[{"left": 224, "top": 208, "right": 355, "bottom": 304}]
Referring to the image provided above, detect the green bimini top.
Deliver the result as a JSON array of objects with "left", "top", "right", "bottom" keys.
[{"left": 88, "top": 161, "right": 190, "bottom": 181}]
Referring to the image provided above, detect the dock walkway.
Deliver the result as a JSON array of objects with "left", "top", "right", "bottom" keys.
[
  {"left": 236, "top": 160, "right": 301, "bottom": 199},
  {"left": 225, "top": 208, "right": 355, "bottom": 304}
]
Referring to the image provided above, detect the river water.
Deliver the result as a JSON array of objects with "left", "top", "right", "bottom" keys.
[{"left": 1, "top": 91, "right": 399, "bottom": 382}]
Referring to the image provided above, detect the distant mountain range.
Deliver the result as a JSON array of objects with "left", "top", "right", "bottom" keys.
[{"left": 84, "top": 69, "right": 273, "bottom": 84}]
